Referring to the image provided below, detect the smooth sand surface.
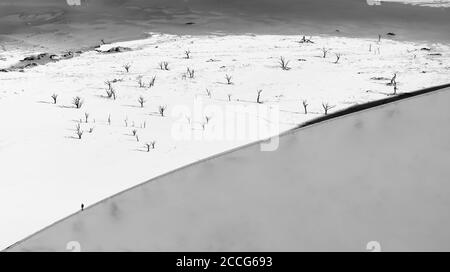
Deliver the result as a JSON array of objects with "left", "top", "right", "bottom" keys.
[{"left": 6, "top": 85, "right": 450, "bottom": 251}]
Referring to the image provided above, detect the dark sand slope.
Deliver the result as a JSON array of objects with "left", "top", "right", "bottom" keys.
[
  {"left": 6, "top": 84, "right": 450, "bottom": 252},
  {"left": 1, "top": 0, "right": 449, "bottom": 54}
]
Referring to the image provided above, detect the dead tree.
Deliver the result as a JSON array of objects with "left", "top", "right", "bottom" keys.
[
  {"left": 322, "top": 48, "right": 329, "bottom": 58},
  {"left": 105, "top": 80, "right": 112, "bottom": 90},
  {"left": 123, "top": 64, "right": 131, "bottom": 73},
  {"left": 138, "top": 96, "right": 145, "bottom": 108},
  {"left": 302, "top": 100, "right": 309, "bottom": 114},
  {"left": 225, "top": 74, "right": 233, "bottom": 85},
  {"left": 256, "top": 90, "right": 263, "bottom": 104},
  {"left": 322, "top": 102, "right": 336, "bottom": 115},
  {"left": 279, "top": 57, "right": 291, "bottom": 70},
  {"left": 334, "top": 53, "right": 341, "bottom": 64},
  {"left": 72, "top": 96, "right": 83, "bottom": 109},
  {"left": 185, "top": 50, "right": 191, "bottom": 59},
  {"left": 75, "top": 124, "right": 83, "bottom": 139},
  {"left": 299, "top": 36, "right": 314, "bottom": 44},
  {"left": 51, "top": 93, "right": 58, "bottom": 104},
  {"left": 145, "top": 141, "right": 156, "bottom": 152},
  {"left": 106, "top": 87, "right": 116, "bottom": 100},
  {"left": 148, "top": 76, "right": 156, "bottom": 88},
  {"left": 187, "top": 68, "right": 195, "bottom": 79},
  {"left": 159, "top": 105, "right": 167, "bottom": 117},
  {"left": 389, "top": 73, "right": 397, "bottom": 86},
  {"left": 138, "top": 78, "right": 145, "bottom": 88},
  {"left": 159, "top": 62, "right": 170, "bottom": 71}
]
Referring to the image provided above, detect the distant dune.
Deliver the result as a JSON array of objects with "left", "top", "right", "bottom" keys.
[
  {"left": 381, "top": 0, "right": 450, "bottom": 7},
  {"left": 1, "top": 0, "right": 449, "bottom": 53}
]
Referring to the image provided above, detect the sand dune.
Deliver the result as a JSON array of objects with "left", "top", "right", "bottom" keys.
[{"left": 6, "top": 84, "right": 450, "bottom": 252}]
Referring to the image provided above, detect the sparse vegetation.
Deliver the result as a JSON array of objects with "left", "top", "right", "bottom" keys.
[
  {"left": 51, "top": 93, "right": 58, "bottom": 104},
  {"left": 302, "top": 100, "right": 309, "bottom": 114},
  {"left": 72, "top": 96, "right": 83, "bottom": 109},
  {"left": 279, "top": 57, "right": 291, "bottom": 70},
  {"left": 158, "top": 105, "right": 167, "bottom": 117},
  {"left": 225, "top": 74, "right": 233, "bottom": 85},
  {"left": 322, "top": 102, "right": 336, "bottom": 115},
  {"left": 138, "top": 96, "right": 146, "bottom": 108}
]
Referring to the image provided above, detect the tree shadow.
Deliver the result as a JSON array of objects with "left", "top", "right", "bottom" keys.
[
  {"left": 122, "top": 104, "right": 142, "bottom": 108},
  {"left": 65, "top": 135, "right": 81, "bottom": 140},
  {"left": 148, "top": 112, "right": 164, "bottom": 117},
  {"left": 133, "top": 148, "right": 150, "bottom": 153},
  {"left": 58, "top": 105, "right": 75, "bottom": 109},
  {"left": 365, "top": 90, "right": 398, "bottom": 96}
]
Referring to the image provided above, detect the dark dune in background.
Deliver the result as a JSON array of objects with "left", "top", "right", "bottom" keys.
[{"left": 0, "top": 0, "right": 449, "bottom": 53}]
